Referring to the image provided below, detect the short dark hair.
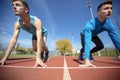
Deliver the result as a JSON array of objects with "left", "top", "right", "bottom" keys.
[
  {"left": 11, "top": 0, "right": 30, "bottom": 14},
  {"left": 97, "top": 1, "right": 112, "bottom": 11}
]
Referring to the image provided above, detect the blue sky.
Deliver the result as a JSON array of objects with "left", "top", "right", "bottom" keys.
[{"left": 0, "top": 0, "right": 120, "bottom": 51}]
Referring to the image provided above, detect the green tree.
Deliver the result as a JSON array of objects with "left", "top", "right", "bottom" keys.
[
  {"left": 56, "top": 39, "right": 73, "bottom": 56},
  {"left": 16, "top": 46, "right": 26, "bottom": 54},
  {"left": 28, "top": 48, "right": 34, "bottom": 54}
]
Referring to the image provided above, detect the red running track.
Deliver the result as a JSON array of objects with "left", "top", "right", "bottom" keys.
[{"left": 0, "top": 56, "right": 120, "bottom": 80}]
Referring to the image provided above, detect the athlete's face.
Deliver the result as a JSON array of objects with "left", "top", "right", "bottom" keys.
[
  {"left": 98, "top": 4, "right": 112, "bottom": 19},
  {"left": 12, "top": 1, "right": 28, "bottom": 16}
]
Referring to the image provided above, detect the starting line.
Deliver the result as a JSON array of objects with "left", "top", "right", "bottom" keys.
[{"left": 1, "top": 65, "right": 120, "bottom": 69}]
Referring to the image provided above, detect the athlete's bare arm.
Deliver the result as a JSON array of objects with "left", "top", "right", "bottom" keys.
[
  {"left": 33, "top": 18, "right": 47, "bottom": 67},
  {"left": 0, "top": 21, "right": 20, "bottom": 65}
]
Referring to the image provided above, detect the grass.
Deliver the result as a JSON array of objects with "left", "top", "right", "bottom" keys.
[
  {"left": 0, "top": 53, "right": 36, "bottom": 59},
  {"left": 0, "top": 49, "right": 119, "bottom": 59}
]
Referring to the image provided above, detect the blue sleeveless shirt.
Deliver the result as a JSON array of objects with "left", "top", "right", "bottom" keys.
[{"left": 18, "top": 15, "right": 47, "bottom": 36}]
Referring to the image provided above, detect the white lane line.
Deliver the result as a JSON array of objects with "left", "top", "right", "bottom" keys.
[
  {"left": 1, "top": 65, "right": 120, "bottom": 69},
  {"left": 63, "top": 56, "right": 71, "bottom": 80}
]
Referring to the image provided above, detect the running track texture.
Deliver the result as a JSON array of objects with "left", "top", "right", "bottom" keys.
[{"left": 0, "top": 56, "right": 120, "bottom": 80}]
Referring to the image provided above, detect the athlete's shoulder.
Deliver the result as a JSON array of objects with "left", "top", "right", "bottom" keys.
[
  {"left": 106, "top": 18, "right": 112, "bottom": 24},
  {"left": 30, "top": 15, "right": 41, "bottom": 22},
  {"left": 86, "top": 18, "right": 96, "bottom": 25},
  {"left": 89, "top": 18, "right": 96, "bottom": 24},
  {"left": 14, "top": 21, "right": 21, "bottom": 29},
  {"left": 30, "top": 15, "right": 37, "bottom": 19},
  {"left": 86, "top": 18, "right": 95, "bottom": 27},
  {"left": 106, "top": 19, "right": 116, "bottom": 29}
]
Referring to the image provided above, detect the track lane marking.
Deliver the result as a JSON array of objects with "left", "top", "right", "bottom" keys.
[
  {"left": 63, "top": 56, "right": 71, "bottom": 80},
  {"left": 0, "top": 65, "right": 120, "bottom": 69},
  {"left": 1, "top": 65, "right": 120, "bottom": 69}
]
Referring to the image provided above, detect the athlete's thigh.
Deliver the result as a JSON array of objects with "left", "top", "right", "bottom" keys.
[
  {"left": 92, "top": 36, "right": 103, "bottom": 46},
  {"left": 32, "top": 35, "right": 37, "bottom": 51},
  {"left": 42, "top": 36, "right": 48, "bottom": 50},
  {"left": 32, "top": 40, "right": 37, "bottom": 51}
]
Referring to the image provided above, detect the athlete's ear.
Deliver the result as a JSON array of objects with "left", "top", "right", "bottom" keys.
[
  {"left": 25, "top": 7, "right": 29, "bottom": 14},
  {"left": 97, "top": 11, "right": 100, "bottom": 16}
]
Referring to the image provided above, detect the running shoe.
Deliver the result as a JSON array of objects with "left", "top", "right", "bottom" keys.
[
  {"left": 78, "top": 53, "right": 84, "bottom": 61},
  {"left": 89, "top": 54, "right": 94, "bottom": 62}
]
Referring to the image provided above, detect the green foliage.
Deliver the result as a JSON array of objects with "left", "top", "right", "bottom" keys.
[
  {"left": 0, "top": 52, "right": 36, "bottom": 59},
  {"left": 15, "top": 45, "right": 34, "bottom": 54},
  {"left": 56, "top": 39, "right": 73, "bottom": 56},
  {"left": 93, "top": 48, "right": 119, "bottom": 57},
  {"left": 15, "top": 46, "right": 26, "bottom": 54},
  {"left": 28, "top": 48, "right": 34, "bottom": 54}
]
